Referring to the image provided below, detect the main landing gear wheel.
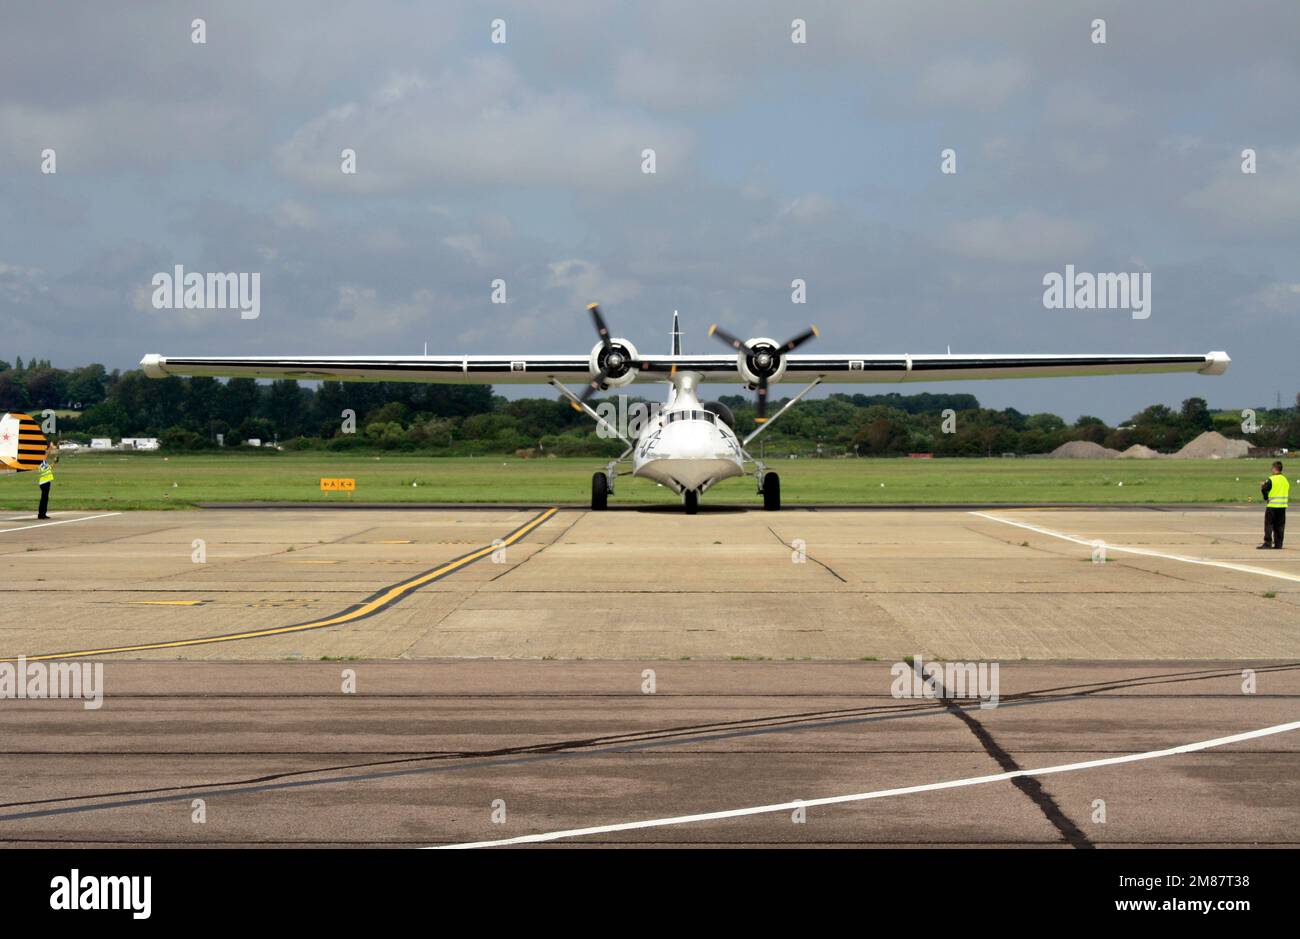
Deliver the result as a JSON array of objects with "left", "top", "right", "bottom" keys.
[
  {"left": 591, "top": 472, "right": 609, "bottom": 511},
  {"left": 763, "top": 472, "right": 781, "bottom": 511},
  {"left": 684, "top": 490, "right": 699, "bottom": 515}
]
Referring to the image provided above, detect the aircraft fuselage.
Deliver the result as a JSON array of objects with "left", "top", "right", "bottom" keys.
[{"left": 630, "top": 370, "right": 745, "bottom": 495}]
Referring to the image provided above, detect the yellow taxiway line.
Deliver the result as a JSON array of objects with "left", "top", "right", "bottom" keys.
[{"left": 12, "top": 507, "right": 557, "bottom": 662}]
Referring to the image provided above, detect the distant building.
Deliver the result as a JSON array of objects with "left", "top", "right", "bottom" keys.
[
  {"left": 120, "top": 437, "right": 160, "bottom": 451},
  {"left": 90, "top": 438, "right": 112, "bottom": 450}
]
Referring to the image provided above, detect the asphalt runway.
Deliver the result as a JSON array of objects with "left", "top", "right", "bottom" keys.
[
  {"left": 2, "top": 505, "right": 1297, "bottom": 847},
  {"left": 3, "top": 506, "right": 1299, "bottom": 661},
  {"left": 1, "top": 661, "right": 1296, "bottom": 847}
]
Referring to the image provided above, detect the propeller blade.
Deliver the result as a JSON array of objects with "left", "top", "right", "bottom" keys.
[
  {"left": 707, "top": 321, "right": 817, "bottom": 421},
  {"left": 587, "top": 303, "right": 612, "bottom": 350},
  {"left": 707, "top": 323, "right": 752, "bottom": 354},
  {"left": 577, "top": 368, "right": 610, "bottom": 405},
  {"left": 780, "top": 325, "right": 819, "bottom": 353}
]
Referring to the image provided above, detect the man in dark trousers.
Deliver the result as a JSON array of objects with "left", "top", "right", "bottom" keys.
[
  {"left": 36, "top": 446, "right": 56, "bottom": 519},
  {"left": 1259, "top": 460, "right": 1289, "bottom": 549}
]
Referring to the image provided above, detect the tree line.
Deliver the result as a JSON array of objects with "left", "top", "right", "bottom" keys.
[{"left": 1, "top": 358, "right": 1295, "bottom": 456}]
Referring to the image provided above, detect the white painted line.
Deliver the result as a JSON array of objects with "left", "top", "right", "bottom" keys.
[
  {"left": 430, "top": 719, "right": 1300, "bottom": 848},
  {"left": 0, "top": 512, "right": 121, "bottom": 534},
  {"left": 972, "top": 511, "right": 1300, "bottom": 584}
]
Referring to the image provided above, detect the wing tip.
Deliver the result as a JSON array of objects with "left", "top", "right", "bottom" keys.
[
  {"left": 1201, "top": 351, "right": 1231, "bottom": 376},
  {"left": 140, "top": 354, "right": 167, "bottom": 378}
]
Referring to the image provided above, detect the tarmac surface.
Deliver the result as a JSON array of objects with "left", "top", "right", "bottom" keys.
[
  {"left": 2, "top": 506, "right": 1298, "bottom": 661},
  {"left": 2, "top": 505, "right": 1298, "bottom": 847},
  {"left": 0, "top": 661, "right": 1296, "bottom": 847}
]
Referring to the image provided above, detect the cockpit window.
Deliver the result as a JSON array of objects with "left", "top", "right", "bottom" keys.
[{"left": 664, "top": 410, "right": 714, "bottom": 423}]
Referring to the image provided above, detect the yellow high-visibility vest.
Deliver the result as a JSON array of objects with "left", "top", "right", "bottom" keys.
[
  {"left": 37, "top": 460, "right": 54, "bottom": 485},
  {"left": 1267, "top": 474, "right": 1289, "bottom": 508}
]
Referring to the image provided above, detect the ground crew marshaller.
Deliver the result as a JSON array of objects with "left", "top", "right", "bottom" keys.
[
  {"left": 36, "top": 448, "right": 55, "bottom": 520},
  {"left": 1259, "top": 460, "right": 1288, "bottom": 550}
]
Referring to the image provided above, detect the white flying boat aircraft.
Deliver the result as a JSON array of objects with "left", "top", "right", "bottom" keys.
[{"left": 141, "top": 305, "right": 1229, "bottom": 513}]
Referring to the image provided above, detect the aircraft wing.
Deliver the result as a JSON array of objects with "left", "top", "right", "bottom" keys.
[
  {"left": 141, "top": 350, "right": 1230, "bottom": 385},
  {"left": 776, "top": 351, "right": 1231, "bottom": 383},
  {"left": 140, "top": 353, "right": 594, "bottom": 384}
]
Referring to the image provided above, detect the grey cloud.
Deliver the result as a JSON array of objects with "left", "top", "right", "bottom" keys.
[
  {"left": 273, "top": 59, "right": 693, "bottom": 193},
  {"left": 3, "top": 1, "right": 1299, "bottom": 422},
  {"left": 946, "top": 212, "right": 1096, "bottom": 264},
  {"left": 1184, "top": 145, "right": 1300, "bottom": 233},
  {"left": 917, "top": 58, "right": 1030, "bottom": 111}
]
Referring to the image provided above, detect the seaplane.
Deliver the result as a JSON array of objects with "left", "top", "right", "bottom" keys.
[{"left": 141, "top": 305, "right": 1230, "bottom": 513}]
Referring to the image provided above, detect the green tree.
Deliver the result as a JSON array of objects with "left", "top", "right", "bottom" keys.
[
  {"left": 264, "top": 380, "right": 307, "bottom": 437},
  {"left": 365, "top": 401, "right": 409, "bottom": 427},
  {"left": 0, "top": 372, "right": 29, "bottom": 409},
  {"left": 851, "top": 405, "right": 913, "bottom": 455},
  {"left": 184, "top": 377, "right": 222, "bottom": 433},
  {"left": 67, "top": 364, "right": 108, "bottom": 407},
  {"left": 1179, "top": 397, "right": 1213, "bottom": 434},
  {"left": 220, "top": 378, "right": 261, "bottom": 429},
  {"left": 24, "top": 368, "right": 68, "bottom": 409}
]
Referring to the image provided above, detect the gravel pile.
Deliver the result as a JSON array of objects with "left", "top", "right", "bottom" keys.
[
  {"left": 1172, "top": 431, "right": 1251, "bottom": 459},
  {"left": 1050, "top": 440, "right": 1122, "bottom": 459}
]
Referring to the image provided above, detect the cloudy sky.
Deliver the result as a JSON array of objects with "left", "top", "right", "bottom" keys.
[{"left": 2, "top": 1, "right": 1297, "bottom": 421}]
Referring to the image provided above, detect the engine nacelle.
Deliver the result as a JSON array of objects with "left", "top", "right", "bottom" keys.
[
  {"left": 702, "top": 400, "right": 736, "bottom": 430},
  {"left": 588, "top": 337, "right": 640, "bottom": 389},
  {"left": 735, "top": 337, "right": 788, "bottom": 386}
]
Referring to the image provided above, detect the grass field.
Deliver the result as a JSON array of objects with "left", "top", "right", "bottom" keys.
[{"left": 0, "top": 452, "right": 1281, "bottom": 510}]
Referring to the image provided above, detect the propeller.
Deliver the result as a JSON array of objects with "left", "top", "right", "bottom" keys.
[
  {"left": 575, "top": 303, "right": 666, "bottom": 406},
  {"left": 707, "top": 323, "right": 819, "bottom": 422}
]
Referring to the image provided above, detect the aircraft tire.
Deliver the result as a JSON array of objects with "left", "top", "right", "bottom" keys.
[{"left": 763, "top": 472, "right": 781, "bottom": 511}]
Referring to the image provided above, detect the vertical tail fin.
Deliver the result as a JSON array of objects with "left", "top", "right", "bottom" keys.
[
  {"left": 671, "top": 310, "right": 682, "bottom": 355},
  {"left": 0, "top": 412, "right": 49, "bottom": 471}
]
